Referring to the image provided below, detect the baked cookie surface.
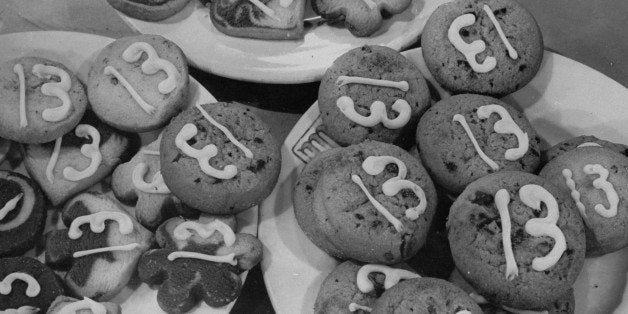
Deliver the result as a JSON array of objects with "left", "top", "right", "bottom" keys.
[
  {"left": 47, "top": 295, "right": 121, "bottom": 314},
  {"left": 107, "top": 0, "right": 191, "bottom": 21},
  {"left": 543, "top": 135, "right": 628, "bottom": 163}
]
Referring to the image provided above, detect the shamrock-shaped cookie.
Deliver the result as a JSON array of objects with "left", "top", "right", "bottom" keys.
[{"left": 45, "top": 192, "right": 153, "bottom": 301}]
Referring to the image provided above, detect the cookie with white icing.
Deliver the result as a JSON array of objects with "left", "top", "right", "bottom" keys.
[
  {"left": 312, "top": 0, "right": 412, "bottom": 37},
  {"left": 44, "top": 192, "right": 153, "bottom": 301},
  {"left": 543, "top": 135, "right": 628, "bottom": 163},
  {"left": 0, "top": 57, "right": 88, "bottom": 144},
  {"left": 160, "top": 102, "right": 281, "bottom": 214},
  {"left": 539, "top": 146, "right": 628, "bottom": 256},
  {"left": 23, "top": 111, "right": 132, "bottom": 206},
  {"left": 47, "top": 296, "right": 121, "bottom": 314},
  {"left": 319, "top": 45, "right": 430, "bottom": 147},
  {"left": 416, "top": 94, "right": 540, "bottom": 195},
  {"left": 106, "top": 0, "right": 191, "bottom": 21},
  {"left": 447, "top": 171, "right": 585, "bottom": 310},
  {"left": 421, "top": 0, "right": 543, "bottom": 96},
  {"left": 88, "top": 34, "right": 189, "bottom": 133},
  {"left": 293, "top": 140, "right": 437, "bottom": 264},
  {"left": 0, "top": 256, "right": 64, "bottom": 313},
  {"left": 0, "top": 171, "right": 46, "bottom": 258}
]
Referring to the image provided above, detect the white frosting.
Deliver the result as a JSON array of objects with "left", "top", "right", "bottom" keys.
[
  {"left": 495, "top": 189, "right": 518, "bottom": 280},
  {"left": 173, "top": 220, "right": 236, "bottom": 247},
  {"left": 1, "top": 306, "right": 40, "bottom": 314},
  {"left": 469, "top": 293, "right": 488, "bottom": 304},
  {"left": 248, "top": 0, "right": 279, "bottom": 20},
  {"left": 46, "top": 137, "right": 63, "bottom": 183},
  {"left": 73, "top": 243, "right": 141, "bottom": 258},
  {"left": 362, "top": 156, "right": 427, "bottom": 220},
  {"left": 140, "top": 149, "right": 160, "bottom": 155},
  {"left": 501, "top": 306, "right": 548, "bottom": 314},
  {"left": 195, "top": 103, "right": 253, "bottom": 158},
  {"left": 13, "top": 64, "right": 27, "bottom": 128},
  {"left": 279, "top": 0, "right": 293, "bottom": 7},
  {"left": 0, "top": 193, "right": 23, "bottom": 221},
  {"left": 31, "top": 64, "right": 72, "bottom": 122},
  {"left": 57, "top": 297, "right": 105, "bottom": 314},
  {"left": 122, "top": 42, "right": 180, "bottom": 94},
  {"left": 104, "top": 66, "right": 156, "bottom": 115},
  {"left": 62, "top": 124, "right": 102, "bottom": 181},
  {"left": 68, "top": 211, "right": 134, "bottom": 240},
  {"left": 520, "top": 184, "right": 566, "bottom": 271},
  {"left": 453, "top": 114, "right": 499, "bottom": 170},
  {"left": 448, "top": 14, "right": 496, "bottom": 73},
  {"left": 0, "top": 188, "right": 32, "bottom": 232},
  {"left": 482, "top": 5, "right": 518, "bottom": 59},
  {"left": 336, "top": 76, "right": 409, "bottom": 92},
  {"left": 175, "top": 123, "right": 236, "bottom": 179},
  {"left": 352, "top": 174, "right": 404, "bottom": 232},
  {"left": 562, "top": 169, "right": 587, "bottom": 218},
  {"left": 349, "top": 303, "right": 372, "bottom": 312},
  {"left": 362, "top": 0, "right": 377, "bottom": 9},
  {"left": 0, "top": 272, "right": 40, "bottom": 297},
  {"left": 132, "top": 163, "right": 170, "bottom": 194},
  {"left": 336, "top": 96, "right": 411, "bottom": 129},
  {"left": 583, "top": 164, "right": 619, "bottom": 218},
  {"left": 577, "top": 142, "right": 602, "bottom": 148},
  {"left": 477, "top": 104, "right": 529, "bottom": 160},
  {"left": 167, "top": 251, "right": 237, "bottom": 266},
  {"left": 356, "top": 264, "right": 420, "bottom": 293},
  {"left": 456, "top": 311, "right": 472, "bottom": 314}
]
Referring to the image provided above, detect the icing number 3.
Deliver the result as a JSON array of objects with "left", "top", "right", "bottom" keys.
[
  {"left": 448, "top": 5, "right": 519, "bottom": 73},
  {"left": 132, "top": 149, "right": 170, "bottom": 194},
  {"left": 46, "top": 124, "right": 102, "bottom": 183},
  {"left": 495, "top": 185, "right": 566, "bottom": 280}
]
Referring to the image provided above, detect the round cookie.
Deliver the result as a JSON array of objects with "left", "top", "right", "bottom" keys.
[
  {"left": 416, "top": 94, "right": 540, "bottom": 194},
  {"left": 88, "top": 34, "right": 189, "bottom": 133},
  {"left": 106, "top": 0, "right": 191, "bottom": 21},
  {"left": 0, "top": 256, "right": 65, "bottom": 313},
  {"left": 370, "top": 277, "right": 482, "bottom": 314},
  {"left": 160, "top": 102, "right": 281, "bottom": 214},
  {"left": 543, "top": 135, "right": 628, "bottom": 163},
  {"left": 319, "top": 45, "right": 431, "bottom": 147},
  {"left": 539, "top": 146, "right": 628, "bottom": 256},
  {"left": 47, "top": 296, "right": 121, "bottom": 314},
  {"left": 421, "top": 0, "right": 543, "bottom": 96},
  {"left": 0, "top": 57, "right": 88, "bottom": 144},
  {"left": 447, "top": 171, "right": 585, "bottom": 310},
  {"left": 0, "top": 171, "right": 46, "bottom": 257},
  {"left": 293, "top": 140, "right": 438, "bottom": 264}
]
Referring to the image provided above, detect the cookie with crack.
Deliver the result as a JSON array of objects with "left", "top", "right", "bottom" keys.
[
  {"left": 45, "top": 192, "right": 153, "bottom": 301},
  {"left": 23, "top": 111, "right": 132, "bottom": 206},
  {"left": 106, "top": 0, "right": 191, "bottom": 21},
  {"left": 0, "top": 171, "right": 46, "bottom": 257},
  {"left": 0, "top": 256, "right": 64, "bottom": 313},
  {"left": 312, "top": 0, "right": 412, "bottom": 37},
  {"left": 0, "top": 57, "right": 88, "bottom": 144},
  {"left": 47, "top": 296, "right": 121, "bottom": 314}
]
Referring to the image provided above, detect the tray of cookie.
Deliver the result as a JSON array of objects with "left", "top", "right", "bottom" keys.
[
  {"left": 0, "top": 30, "right": 276, "bottom": 313},
  {"left": 258, "top": 0, "right": 628, "bottom": 313}
]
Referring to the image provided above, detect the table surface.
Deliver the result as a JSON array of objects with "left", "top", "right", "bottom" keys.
[{"left": 0, "top": 0, "right": 626, "bottom": 313}]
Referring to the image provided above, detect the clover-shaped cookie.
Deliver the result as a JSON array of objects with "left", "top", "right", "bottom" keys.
[
  {"left": 312, "top": 0, "right": 412, "bottom": 37},
  {"left": 47, "top": 296, "right": 121, "bottom": 314},
  {"left": 45, "top": 192, "right": 153, "bottom": 301}
]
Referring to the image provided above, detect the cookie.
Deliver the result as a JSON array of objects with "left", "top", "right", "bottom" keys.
[
  {"left": 0, "top": 171, "right": 46, "bottom": 257},
  {"left": 0, "top": 256, "right": 64, "bottom": 313},
  {"left": 293, "top": 140, "right": 438, "bottom": 264},
  {"left": 312, "top": 0, "right": 412, "bottom": 37},
  {"left": 447, "top": 171, "right": 585, "bottom": 309},
  {"left": 47, "top": 296, "right": 121, "bottom": 314},
  {"left": 0, "top": 57, "right": 88, "bottom": 144},
  {"left": 319, "top": 45, "right": 431, "bottom": 147},
  {"left": 416, "top": 94, "right": 540, "bottom": 194},
  {"left": 23, "top": 111, "right": 132, "bottom": 206},
  {"left": 88, "top": 34, "right": 189, "bottom": 133},
  {"left": 370, "top": 277, "right": 482, "bottom": 314},
  {"left": 543, "top": 135, "right": 628, "bottom": 163},
  {"left": 539, "top": 146, "right": 628, "bottom": 256},
  {"left": 0, "top": 138, "right": 10, "bottom": 165},
  {"left": 106, "top": 0, "right": 191, "bottom": 21},
  {"left": 160, "top": 102, "right": 281, "bottom": 214},
  {"left": 421, "top": 0, "right": 543, "bottom": 96},
  {"left": 45, "top": 192, "right": 153, "bottom": 301}
]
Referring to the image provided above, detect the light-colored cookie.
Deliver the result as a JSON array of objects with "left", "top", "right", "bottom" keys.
[
  {"left": 47, "top": 296, "right": 121, "bottom": 314},
  {"left": 107, "top": 0, "right": 191, "bottom": 21},
  {"left": 543, "top": 135, "right": 628, "bottom": 163}
]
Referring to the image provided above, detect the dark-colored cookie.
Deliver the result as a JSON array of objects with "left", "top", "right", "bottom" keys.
[
  {"left": 416, "top": 94, "right": 540, "bottom": 195},
  {"left": 0, "top": 256, "right": 64, "bottom": 313},
  {"left": 447, "top": 171, "right": 585, "bottom": 309},
  {"left": 421, "top": 0, "right": 543, "bottom": 96},
  {"left": 160, "top": 102, "right": 281, "bottom": 214},
  {"left": 319, "top": 45, "right": 431, "bottom": 147},
  {"left": 107, "top": 0, "right": 191, "bottom": 21},
  {"left": 0, "top": 57, "right": 88, "bottom": 144},
  {"left": 293, "top": 140, "right": 438, "bottom": 264},
  {"left": 543, "top": 135, "right": 628, "bottom": 163},
  {"left": 0, "top": 138, "right": 10, "bottom": 165},
  {"left": 0, "top": 171, "right": 46, "bottom": 257},
  {"left": 45, "top": 192, "right": 153, "bottom": 301},
  {"left": 539, "top": 146, "right": 628, "bottom": 256},
  {"left": 88, "top": 34, "right": 189, "bottom": 133},
  {"left": 371, "top": 277, "right": 482, "bottom": 314},
  {"left": 47, "top": 295, "right": 121, "bottom": 314}
]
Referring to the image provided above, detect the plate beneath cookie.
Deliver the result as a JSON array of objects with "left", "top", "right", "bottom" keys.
[
  {"left": 0, "top": 30, "right": 258, "bottom": 314},
  {"left": 258, "top": 47, "right": 628, "bottom": 313},
  {"left": 114, "top": 0, "right": 451, "bottom": 84}
]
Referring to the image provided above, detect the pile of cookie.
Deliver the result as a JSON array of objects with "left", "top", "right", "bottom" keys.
[
  {"left": 295, "top": 0, "right": 628, "bottom": 313},
  {"left": 0, "top": 34, "right": 280, "bottom": 313}
]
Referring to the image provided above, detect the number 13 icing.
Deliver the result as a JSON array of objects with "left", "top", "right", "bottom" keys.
[{"left": 45, "top": 124, "right": 102, "bottom": 183}]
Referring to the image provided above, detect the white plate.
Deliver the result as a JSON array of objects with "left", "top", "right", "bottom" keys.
[
  {"left": 0, "top": 31, "right": 258, "bottom": 314},
  {"left": 258, "top": 48, "right": 628, "bottom": 314},
  {"left": 115, "top": 0, "right": 451, "bottom": 84}
]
